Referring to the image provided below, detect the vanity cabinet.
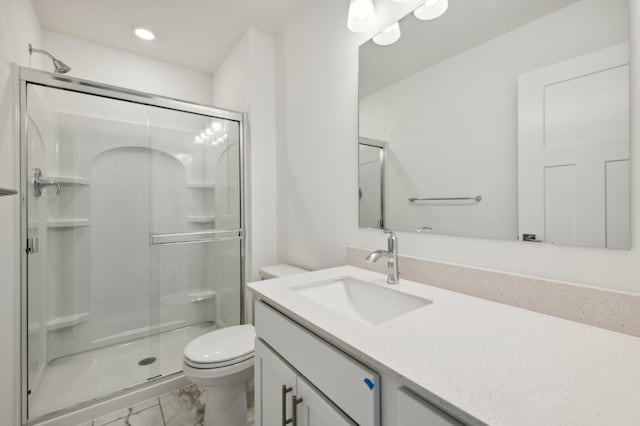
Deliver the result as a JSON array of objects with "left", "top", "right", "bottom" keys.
[
  {"left": 254, "top": 300, "right": 466, "bottom": 426},
  {"left": 254, "top": 301, "right": 380, "bottom": 426},
  {"left": 254, "top": 338, "right": 297, "bottom": 425},
  {"left": 255, "top": 338, "right": 355, "bottom": 426}
]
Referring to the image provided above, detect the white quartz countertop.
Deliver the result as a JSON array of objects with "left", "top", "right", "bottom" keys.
[{"left": 247, "top": 266, "right": 640, "bottom": 426}]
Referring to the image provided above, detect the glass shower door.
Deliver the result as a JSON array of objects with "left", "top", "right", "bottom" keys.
[
  {"left": 22, "top": 71, "right": 245, "bottom": 422},
  {"left": 146, "top": 106, "right": 243, "bottom": 379},
  {"left": 24, "top": 84, "right": 157, "bottom": 419}
]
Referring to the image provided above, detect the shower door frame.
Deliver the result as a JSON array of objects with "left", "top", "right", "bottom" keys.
[{"left": 17, "top": 66, "right": 249, "bottom": 425}]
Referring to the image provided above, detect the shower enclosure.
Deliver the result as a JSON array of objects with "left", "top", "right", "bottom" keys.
[{"left": 18, "top": 67, "right": 246, "bottom": 423}]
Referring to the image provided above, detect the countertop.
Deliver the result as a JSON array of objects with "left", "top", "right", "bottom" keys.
[{"left": 247, "top": 265, "right": 640, "bottom": 426}]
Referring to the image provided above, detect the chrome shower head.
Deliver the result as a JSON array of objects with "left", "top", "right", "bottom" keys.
[
  {"left": 52, "top": 58, "right": 71, "bottom": 74},
  {"left": 29, "top": 44, "right": 71, "bottom": 74}
]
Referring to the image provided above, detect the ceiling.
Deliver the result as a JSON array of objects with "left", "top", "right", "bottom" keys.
[
  {"left": 359, "top": 0, "right": 582, "bottom": 96},
  {"left": 31, "top": 0, "right": 313, "bottom": 74}
]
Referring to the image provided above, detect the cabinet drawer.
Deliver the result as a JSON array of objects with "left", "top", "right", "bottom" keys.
[
  {"left": 397, "top": 388, "right": 463, "bottom": 426},
  {"left": 255, "top": 301, "right": 380, "bottom": 426}
]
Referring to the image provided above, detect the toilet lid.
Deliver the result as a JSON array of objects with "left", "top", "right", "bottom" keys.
[{"left": 184, "top": 325, "right": 255, "bottom": 365}]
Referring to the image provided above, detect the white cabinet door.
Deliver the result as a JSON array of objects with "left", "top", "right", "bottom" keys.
[
  {"left": 255, "top": 338, "right": 298, "bottom": 426},
  {"left": 255, "top": 301, "right": 380, "bottom": 426},
  {"left": 294, "top": 377, "right": 356, "bottom": 426}
]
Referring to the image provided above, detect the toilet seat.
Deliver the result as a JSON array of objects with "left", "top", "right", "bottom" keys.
[
  {"left": 183, "top": 324, "right": 255, "bottom": 370},
  {"left": 183, "top": 351, "right": 254, "bottom": 369}
]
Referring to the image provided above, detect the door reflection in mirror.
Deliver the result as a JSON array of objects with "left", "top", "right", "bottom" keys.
[{"left": 358, "top": 139, "right": 385, "bottom": 229}]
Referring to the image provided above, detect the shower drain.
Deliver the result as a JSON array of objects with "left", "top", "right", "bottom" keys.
[{"left": 138, "top": 357, "right": 157, "bottom": 366}]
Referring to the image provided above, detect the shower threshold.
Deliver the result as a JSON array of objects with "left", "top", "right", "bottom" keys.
[{"left": 28, "top": 322, "right": 217, "bottom": 420}]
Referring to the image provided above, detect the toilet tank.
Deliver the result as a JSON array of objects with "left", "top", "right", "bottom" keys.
[
  {"left": 259, "top": 264, "right": 309, "bottom": 280},
  {"left": 246, "top": 264, "right": 309, "bottom": 324}
]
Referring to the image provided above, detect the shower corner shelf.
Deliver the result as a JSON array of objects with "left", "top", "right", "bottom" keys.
[
  {"left": 160, "top": 289, "right": 216, "bottom": 305},
  {"left": 47, "top": 312, "right": 90, "bottom": 331},
  {"left": 187, "top": 215, "right": 215, "bottom": 224},
  {"left": 188, "top": 289, "right": 216, "bottom": 303},
  {"left": 186, "top": 182, "right": 215, "bottom": 189},
  {"left": 0, "top": 188, "right": 18, "bottom": 196},
  {"left": 48, "top": 218, "right": 90, "bottom": 228}
]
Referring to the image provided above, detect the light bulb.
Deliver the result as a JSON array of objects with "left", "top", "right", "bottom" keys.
[
  {"left": 211, "top": 121, "right": 222, "bottom": 132},
  {"left": 414, "top": 0, "right": 449, "bottom": 20},
  {"left": 373, "top": 22, "right": 401, "bottom": 46},
  {"left": 347, "top": 0, "right": 377, "bottom": 33}
]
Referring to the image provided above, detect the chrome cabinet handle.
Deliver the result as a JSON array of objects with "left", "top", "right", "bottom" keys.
[
  {"left": 281, "top": 385, "right": 292, "bottom": 426},
  {"left": 291, "top": 395, "right": 303, "bottom": 426}
]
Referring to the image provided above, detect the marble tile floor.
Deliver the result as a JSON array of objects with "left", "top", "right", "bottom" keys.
[
  {"left": 77, "top": 384, "right": 255, "bottom": 426},
  {"left": 30, "top": 323, "right": 217, "bottom": 418}
]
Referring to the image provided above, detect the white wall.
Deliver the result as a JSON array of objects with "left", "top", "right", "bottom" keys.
[
  {"left": 212, "top": 29, "right": 279, "bottom": 282},
  {"left": 212, "top": 34, "right": 249, "bottom": 111},
  {"left": 359, "top": 0, "right": 627, "bottom": 240},
  {"left": 275, "top": 0, "right": 640, "bottom": 295},
  {"left": 0, "top": 0, "right": 43, "bottom": 422},
  {"left": 43, "top": 31, "right": 212, "bottom": 105}
]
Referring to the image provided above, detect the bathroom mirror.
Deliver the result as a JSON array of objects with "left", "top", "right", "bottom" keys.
[{"left": 358, "top": 0, "right": 631, "bottom": 249}]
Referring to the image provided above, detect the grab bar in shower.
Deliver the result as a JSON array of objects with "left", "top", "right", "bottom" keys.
[
  {"left": 408, "top": 195, "right": 482, "bottom": 202},
  {"left": 150, "top": 229, "right": 243, "bottom": 245},
  {"left": 0, "top": 188, "right": 18, "bottom": 196}
]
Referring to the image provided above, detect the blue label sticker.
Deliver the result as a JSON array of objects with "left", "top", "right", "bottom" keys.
[{"left": 364, "top": 378, "right": 375, "bottom": 390}]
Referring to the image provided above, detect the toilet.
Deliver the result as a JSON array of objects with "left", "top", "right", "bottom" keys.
[
  {"left": 183, "top": 325, "right": 256, "bottom": 426},
  {"left": 183, "top": 264, "right": 308, "bottom": 426}
]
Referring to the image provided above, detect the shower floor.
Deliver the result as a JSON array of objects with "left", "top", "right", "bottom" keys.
[{"left": 29, "top": 322, "right": 217, "bottom": 419}]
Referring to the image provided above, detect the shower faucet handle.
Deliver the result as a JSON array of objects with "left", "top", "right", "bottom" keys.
[{"left": 32, "top": 168, "right": 61, "bottom": 197}]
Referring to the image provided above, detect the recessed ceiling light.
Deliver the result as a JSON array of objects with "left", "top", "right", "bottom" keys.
[{"left": 134, "top": 27, "right": 155, "bottom": 41}]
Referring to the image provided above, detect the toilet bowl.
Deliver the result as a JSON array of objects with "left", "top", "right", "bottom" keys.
[{"left": 183, "top": 324, "right": 256, "bottom": 426}]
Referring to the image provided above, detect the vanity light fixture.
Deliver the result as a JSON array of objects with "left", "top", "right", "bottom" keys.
[
  {"left": 373, "top": 22, "right": 401, "bottom": 46},
  {"left": 133, "top": 27, "right": 155, "bottom": 41},
  {"left": 414, "top": 0, "right": 449, "bottom": 20},
  {"left": 347, "top": 0, "right": 377, "bottom": 33}
]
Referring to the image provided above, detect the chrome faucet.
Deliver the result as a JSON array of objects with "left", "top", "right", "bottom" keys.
[{"left": 366, "top": 230, "right": 400, "bottom": 285}]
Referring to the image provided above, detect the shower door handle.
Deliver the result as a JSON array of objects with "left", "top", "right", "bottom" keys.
[
  {"left": 32, "top": 168, "right": 60, "bottom": 197},
  {"left": 150, "top": 229, "right": 243, "bottom": 245}
]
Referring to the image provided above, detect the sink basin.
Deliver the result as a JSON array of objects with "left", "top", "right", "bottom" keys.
[{"left": 292, "top": 276, "right": 432, "bottom": 326}]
